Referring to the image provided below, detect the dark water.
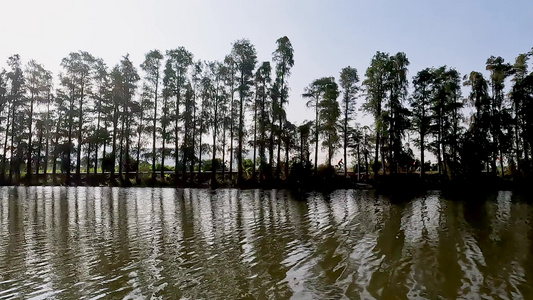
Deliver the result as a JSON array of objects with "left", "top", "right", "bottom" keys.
[{"left": 0, "top": 187, "right": 532, "bottom": 299}]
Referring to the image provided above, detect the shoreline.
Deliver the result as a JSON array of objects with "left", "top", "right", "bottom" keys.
[{"left": 1, "top": 172, "right": 531, "bottom": 195}]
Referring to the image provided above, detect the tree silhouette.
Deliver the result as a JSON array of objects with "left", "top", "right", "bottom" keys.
[
  {"left": 231, "top": 39, "right": 257, "bottom": 184},
  {"left": 140, "top": 49, "right": 164, "bottom": 181},
  {"left": 272, "top": 36, "right": 294, "bottom": 179},
  {"left": 339, "top": 66, "right": 359, "bottom": 176}
]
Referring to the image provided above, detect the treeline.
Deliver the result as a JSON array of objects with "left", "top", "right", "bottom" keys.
[{"left": 0, "top": 37, "right": 532, "bottom": 186}]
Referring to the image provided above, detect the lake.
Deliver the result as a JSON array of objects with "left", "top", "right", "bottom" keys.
[{"left": 0, "top": 187, "right": 532, "bottom": 299}]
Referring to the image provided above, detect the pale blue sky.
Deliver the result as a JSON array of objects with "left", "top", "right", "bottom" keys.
[{"left": 1, "top": 0, "right": 532, "bottom": 147}]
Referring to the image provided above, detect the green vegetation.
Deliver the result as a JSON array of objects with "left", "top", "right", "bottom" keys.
[{"left": 0, "top": 39, "right": 532, "bottom": 189}]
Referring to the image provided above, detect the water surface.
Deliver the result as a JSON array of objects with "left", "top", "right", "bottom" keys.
[{"left": 0, "top": 187, "right": 532, "bottom": 299}]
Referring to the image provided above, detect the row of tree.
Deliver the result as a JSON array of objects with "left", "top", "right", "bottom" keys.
[{"left": 0, "top": 38, "right": 532, "bottom": 186}]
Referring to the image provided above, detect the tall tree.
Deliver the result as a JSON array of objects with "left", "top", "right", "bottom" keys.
[
  {"left": 430, "top": 66, "right": 462, "bottom": 178},
  {"left": 302, "top": 77, "right": 332, "bottom": 173},
  {"left": 23, "top": 60, "right": 49, "bottom": 179},
  {"left": 5, "top": 55, "right": 25, "bottom": 182},
  {"left": 165, "top": 47, "right": 193, "bottom": 184},
  {"left": 207, "top": 61, "right": 225, "bottom": 187},
  {"left": 92, "top": 58, "right": 110, "bottom": 175},
  {"left": 386, "top": 52, "right": 410, "bottom": 174},
  {"left": 272, "top": 36, "right": 295, "bottom": 178},
  {"left": 362, "top": 51, "right": 389, "bottom": 175},
  {"left": 318, "top": 79, "right": 340, "bottom": 167},
  {"left": 140, "top": 49, "right": 164, "bottom": 181},
  {"left": 254, "top": 62, "right": 272, "bottom": 180},
  {"left": 486, "top": 56, "right": 514, "bottom": 177},
  {"left": 464, "top": 71, "right": 492, "bottom": 175},
  {"left": 118, "top": 54, "right": 140, "bottom": 181},
  {"left": 231, "top": 39, "right": 257, "bottom": 184},
  {"left": 223, "top": 55, "right": 237, "bottom": 182},
  {"left": 0, "top": 69, "right": 8, "bottom": 179},
  {"left": 339, "top": 66, "right": 359, "bottom": 176},
  {"left": 510, "top": 52, "right": 531, "bottom": 173},
  {"left": 411, "top": 68, "right": 433, "bottom": 179},
  {"left": 60, "top": 51, "right": 95, "bottom": 180}
]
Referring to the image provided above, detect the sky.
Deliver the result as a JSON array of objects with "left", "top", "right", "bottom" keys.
[{"left": 1, "top": 0, "right": 532, "bottom": 163}]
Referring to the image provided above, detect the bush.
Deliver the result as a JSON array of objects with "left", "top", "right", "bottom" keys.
[
  {"left": 202, "top": 158, "right": 225, "bottom": 172},
  {"left": 154, "top": 164, "right": 174, "bottom": 171},
  {"left": 317, "top": 164, "right": 336, "bottom": 178}
]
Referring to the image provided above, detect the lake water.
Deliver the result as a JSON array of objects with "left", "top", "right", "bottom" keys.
[{"left": 0, "top": 187, "right": 532, "bottom": 299}]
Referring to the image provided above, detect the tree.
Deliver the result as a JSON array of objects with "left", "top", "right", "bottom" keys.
[
  {"left": 486, "top": 56, "right": 514, "bottom": 177},
  {"left": 318, "top": 79, "right": 340, "bottom": 167},
  {"left": 24, "top": 60, "right": 52, "bottom": 180},
  {"left": 282, "top": 120, "right": 297, "bottom": 177},
  {"left": 231, "top": 39, "right": 257, "bottom": 184},
  {"left": 339, "top": 66, "right": 359, "bottom": 176},
  {"left": 135, "top": 83, "right": 154, "bottom": 181},
  {"left": 0, "top": 69, "right": 8, "bottom": 179},
  {"left": 206, "top": 61, "right": 225, "bottom": 187},
  {"left": 197, "top": 63, "right": 214, "bottom": 179},
  {"left": 464, "top": 71, "right": 492, "bottom": 175},
  {"left": 510, "top": 52, "right": 531, "bottom": 173},
  {"left": 5, "top": 55, "right": 25, "bottom": 182},
  {"left": 411, "top": 68, "right": 433, "bottom": 179},
  {"left": 297, "top": 120, "right": 313, "bottom": 165},
  {"left": 223, "top": 54, "right": 237, "bottom": 182},
  {"left": 254, "top": 61, "right": 272, "bottom": 180},
  {"left": 118, "top": 54, "right": 140, "bottom": 180},
  {"left": 430, "top": 66, "right": 462, "bottom": 178},
  {"left": 166, "top": 47, "right": 193, "bottom": 183},
  {"left": 272, "top": 36, "right": 294, "bottom": 178},
  {"left": 362, "top": 51, "right": 389, "bottom": 175},
  {"left": 302, "top": 77, "right": 341, "bottom": 170},
  {"left": 60, "top": 51, "right": 95, "bottom": 180},
  {"left": 92, "top": 58, "right": 111, "bottom": 175},
  {"left": 386, "top": 52, "right": 410, "bottom": 174},
  {"left": 302, "top": 77, "right": 333, "bottom": 173},
  {"left": 140, "top": 49, "right": 164, "bottom": 181}
]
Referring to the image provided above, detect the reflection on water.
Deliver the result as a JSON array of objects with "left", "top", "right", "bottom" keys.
[{"left": 0, "top": 187, "right": 532, "bottom": 299}]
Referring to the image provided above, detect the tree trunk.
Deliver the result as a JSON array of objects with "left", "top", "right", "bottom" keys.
[
  {"left": 191, "top": 96, "right": 197, "bottom": 179},
  {"left": 221, "top": 117, "right": 226, "bottom": 180},
  {"left": 52, "top": 114, "right": 62, "bottom": 177},
  {"left": 499, "top": 148, "right": 504, "bottom": 178},
  {"left": 276, "top": 117, "right": 282, "bottom": 179},
  {"left": 125, "top": 106, "right": 131, "bottom": 182},
  {"left": 26, "top": 94, "right": 35, "bottom": 181},
  {"left": 94, "top": 100, "right": 101, "bottom": 176},
  {"left": 259, "top": 84, "right": 266, "bottom": 181},
  {"left": 229, "top": 104, "right": 234, "bottom": 184},
  {"left": 198, "top": 120, "right": 203, "bottom": 177},
  {"left": 76, "top": 84, "right": 84, "bottom": 178},
  {"left": 161, "top": 96, "right": 167, "bottom": 181},
  {"left": 8, "top": 101, "right": 16, "bottom": 183},
  {"left": 373, "top": 131, "right": 380, "bottom": 176},
  {"left": 357, "top": 144, "right": 360, "bottom": 181},
  {"left": 343, "top": 108, "right": 348, "bottom": 177},
  {"left": 1, "top": 102, "right": 11, "bottom": 179},
  {"left": 152, "top": 75, "right": 159, "bottom": 182},
  {"left": 237, "top": 73, "right": 244, "bottom": 185},
  {"left": 118, "top": 112, "right": 125, "bottom": 179},
  {"left": 284, "top": 138, "right": 289, "bottom": 179},
  {"left": 174, "top": 90, "right": 180, "bottom": 185},
  {"left": 314, "top": 100, "right": 319, "bottom": 174},
  {"left": 136, "top": 107, "right": 143, "bottom": 183},
  {"left": 252, "top": 93, "right": 257, "bottom": 180},
  {"left": 111, "top": 104, "right": 118, "bottom": 179},
  {"left": 211, "top": 93, "right": 218, "bottom": 188},
  {"left": 365, "top": 151, "right": 369, "bottom": 178}
]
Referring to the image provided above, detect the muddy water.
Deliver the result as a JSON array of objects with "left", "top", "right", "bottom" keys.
[{"left": 0, "top": 187, "right": 531, "bottom": 299}]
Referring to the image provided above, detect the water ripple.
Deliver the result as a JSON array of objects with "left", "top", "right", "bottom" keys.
[{"left": 0, "top": 187, "right": 532, "bottom": 299}]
